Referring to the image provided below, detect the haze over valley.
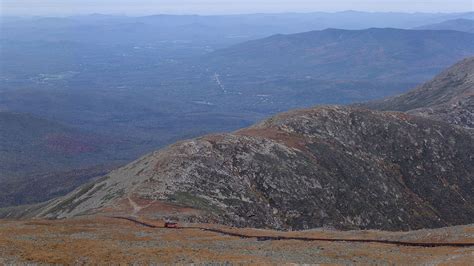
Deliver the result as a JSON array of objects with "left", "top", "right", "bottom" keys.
[
  {"left": 2, "top": 12, "right": 474, "bottom": 201},
  {"left": 0, "top": 5, "right": 473, "bottom": 263}
]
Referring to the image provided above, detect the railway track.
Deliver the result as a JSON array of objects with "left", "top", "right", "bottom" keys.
[{"left": 111, "top": 216, "right": 474, "bottom": 248}]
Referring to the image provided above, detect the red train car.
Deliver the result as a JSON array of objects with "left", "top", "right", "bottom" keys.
[{"left": 164, "top": 221, "right": 178, "bottom": 228}]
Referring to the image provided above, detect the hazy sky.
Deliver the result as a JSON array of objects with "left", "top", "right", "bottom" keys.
[{"left": 1, "top": 0, "right": 473, "bottom": 16}]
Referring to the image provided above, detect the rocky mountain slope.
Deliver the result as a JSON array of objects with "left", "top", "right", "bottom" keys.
[
  {"left": 36, "top": 105, "right": 474, "bottom": 231},
  {"left": 362, "top": 57, "right": 474, "bottom": 129}
]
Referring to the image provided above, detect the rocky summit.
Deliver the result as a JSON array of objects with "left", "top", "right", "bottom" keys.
[{"left": 36, "top": 105, "right": 474, "bottom": 231}]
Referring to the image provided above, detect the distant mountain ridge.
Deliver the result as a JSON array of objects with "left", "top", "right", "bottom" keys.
[
  {"left": 4, "top": 12, "right": 474, "bottom": 45},
  {"left": 414, "top": 19, "right": 474, "bottom": 33},
  {"left": 206, "top": 28, "right": 474, "bottom": 82}
]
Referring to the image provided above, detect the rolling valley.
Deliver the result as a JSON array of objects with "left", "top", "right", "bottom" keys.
[{"left": 0, "top": 10, "right": 473, "bottom": 264}]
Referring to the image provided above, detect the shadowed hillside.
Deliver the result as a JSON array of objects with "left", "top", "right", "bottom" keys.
[{"left": 0, "top": 112, "right": 125, "bottom": 207}]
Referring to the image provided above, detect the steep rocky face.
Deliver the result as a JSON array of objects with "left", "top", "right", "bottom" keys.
[
  {"left": 38, "top": 106, "right": 474, "bottom": 231},
  {"left": 363, "top": 57, "right": 474, "bottom": 129}
]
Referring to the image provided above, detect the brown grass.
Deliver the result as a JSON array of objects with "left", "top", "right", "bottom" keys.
[{"left": 0, "top": 217, "right": 472, "bottom": 264}]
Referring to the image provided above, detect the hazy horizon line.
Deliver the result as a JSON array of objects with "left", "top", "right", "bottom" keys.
[{"left": 2, "top": 10, "right": 473, "bottom": 18}]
